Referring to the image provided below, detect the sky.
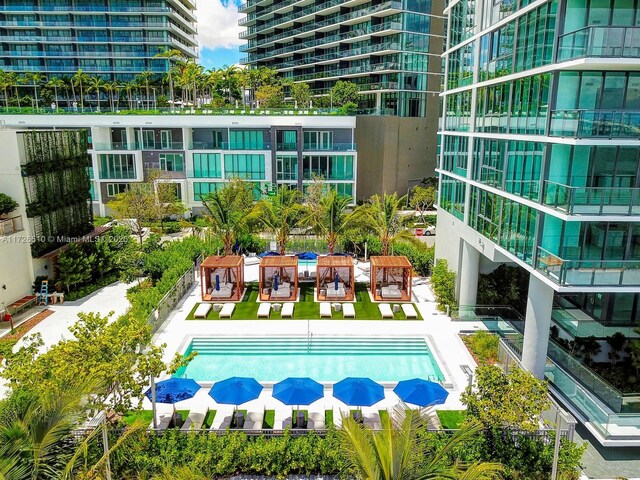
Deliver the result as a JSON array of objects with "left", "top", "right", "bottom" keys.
[{"left": 196, "top": 0, "right": 244, "bottom": 69}]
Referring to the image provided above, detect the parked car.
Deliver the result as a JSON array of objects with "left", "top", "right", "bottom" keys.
[{"left": 422, "top": 226, "right": 436, "bottom": 236}]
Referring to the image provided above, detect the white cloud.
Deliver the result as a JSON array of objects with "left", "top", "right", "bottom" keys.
[{"left": 196, "top": 0, "right": 243, "bottom": 50}]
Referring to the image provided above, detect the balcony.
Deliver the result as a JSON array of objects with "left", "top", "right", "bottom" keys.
[
  {"left": 276, "top": 142, "right": 297, "bottom": 151},
  {"left": 93, "top": 142, "right": 141, "bottom": 151},
  {"left": 536, "top": 246, "right": 640, "bottom": 287},
  {"left": 558, "top": 26, "right": 640, "bottom": 62},
  {"left": 0, "top": 216, "right": 24, "bottom": 236},
  {"left": 550, "top": 109, "right": 640, "bottom": 138},
  {"left": 143, "top": 142, "right": 185, "bottom": 150},
  {"left": 543, "top": 181, "right": 640, "bottom": 215},
  {"left": 552, "top": 307, "right": 640, "bottom": 339},
  {"left": 303, "top": 143, "right": 356, "bottom": 151}
]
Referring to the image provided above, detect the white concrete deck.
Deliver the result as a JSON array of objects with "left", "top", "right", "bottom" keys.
[{"left": 146, "top": 274, "right": 478, "bottom": 413}]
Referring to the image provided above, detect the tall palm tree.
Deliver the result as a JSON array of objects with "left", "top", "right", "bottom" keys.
[
  {"left": 24, "top": 72, "right": 42, "bottom": 109},
  {"left": 154, "top": 48, "right": 183, "bottom": 106},
  {"left": 87, "top": 76, "right": 104, "bottom": 111},
  {"left": 46, "top": 77, "right": 64, "bottom": 108},
  {"left": 353, "top": 192, "right": 416, "bottom": 255},
  {"left": 0, "top": 70, "right": 10, "bottom": 108},
  {"left": 220, "top": 65, "right": 238, "bottom": 104},
  {"left": 136, "top": 70, "right": 154, "bottom": 110},
  {"left": 252, "top": 187, "right": 305, "bottom": 255},
  {"left": 339, "top": 405, "right": 503, "bottom": 480},
  {"left": 72, "top": 69, "right": 90, "bottom": 111},
  {"left": 303, "top": 187, "right": 356, "bottom": 254},
  {"left": 200, "top": 179, "right": 255, "bottom": 255}
]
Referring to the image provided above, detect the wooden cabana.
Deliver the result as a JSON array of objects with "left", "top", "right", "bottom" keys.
[
  {"left": 259, "top": 256, "right": 298, "bottom": 301},
  {"left": 316, "top": 256, "right": 355, "bottom": 301},
  {"left": 370, "top": 256, "right": 412, "bottom": 302},
  {"left": 200, "top": 255, "right": 244, "bottom": 301}
]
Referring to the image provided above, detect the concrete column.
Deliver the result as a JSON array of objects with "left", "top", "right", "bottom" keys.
[
  {"left": 521, "top": 275, "right": 555, "bottom": 379},
  {"left": 458, "top": 240, "right": 479, "bottom": 307}
]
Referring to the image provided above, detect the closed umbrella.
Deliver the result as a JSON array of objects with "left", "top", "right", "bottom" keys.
[
  {"left": 215, "top": 274, "right": 220, "bottom": 291},
  {"left": 334, "top": 272, "right": 339, "bottom": 290},
  {"left": 273, "top": 377, "right": 324, "bottom": 428},
  {"left": 273, "top": 273, "right": 279, "bottom": 291},
  {"left": 144, "top": 378, "right": 201, "bottom": 429},
  {"left": 393, "top": 378, "right": 448, "bottom": 407}
]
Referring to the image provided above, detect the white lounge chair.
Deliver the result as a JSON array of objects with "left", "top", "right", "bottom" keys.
[
  {"left": 343, "top": 303, "right": 355, "bottom": 318},
  {"left": 219, "top": 303, "right": 235, "bottom": 318},
  {"left": 210, "top": 407, "right": 234, "bottom": 430},
  {"left": 274, "top": 408, "right": 292, "bottom": 429},
  {"left": 194, "top": 303, "right": 211, "bottom": 318},
  {"left": 281, "top": 302, "right": 294, "bottom": 318},
  {"left": 320, "top": 302, "right": 332, "bottom": 318},
  {"left": 257, "top": 303, "right": 271, "bottom": 318},
  {"left": 402, "top": 303, "right": 418, "bottom": 319},
  {"left": 363, "top": 409, "right": 382, "bottom": 429},
  {"left": 308, "top": 411, "right": 326, "bottom": 430},
  {"left": 150, "top": 404, "right": 174, "bottom": 430},
  {"left": 378, "top": 303, "right": 393, "bottom": 319},
  {"left": 244, "top": 410, "right": 265, "bottom": 430},
  {"left": 181, "top": 406, "right": 208, "bottom": 431}
]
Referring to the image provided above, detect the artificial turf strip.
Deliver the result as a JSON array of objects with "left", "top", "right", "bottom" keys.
[
  {"left": 121, "top": 410, "right": 154, "bottom": 426},
  {"left": 436, "top": 410, "right": 467, "bottom": 429},
  {"left": 203, "top": 410, "right": 217, "bottom": 429},
  {"left": 325, "top": 409, "right": 334, "bottom": 426},
  {"left": 262, "top": 410, "right": 275, "bottom": 429},
  {"left": 186, "top": 283, "right": 422, "bottom": 321}
]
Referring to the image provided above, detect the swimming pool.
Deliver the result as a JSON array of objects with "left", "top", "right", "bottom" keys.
[{"left": 174, "top": 337, "right": 445, "bottom": 383}]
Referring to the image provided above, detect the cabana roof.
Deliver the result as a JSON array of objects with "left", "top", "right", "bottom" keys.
[
  {"left": 370, "top": 256, "right": 412, "bottom": 268},
  {"left": 260, "top": 255, "right": 298, "bottom": 267},
  {"left": 201, "top": 255, "right": 243, "bottom": 268},
  {"left": 317, "top": 256, "right": 354, "bottom": 267}
]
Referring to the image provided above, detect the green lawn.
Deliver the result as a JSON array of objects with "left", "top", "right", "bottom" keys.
[
  {"left": 262, "top": 410, "right": 275, "bottom": 429},
  {"left": 203, "top": 410, "right": 217, "bottom": 429},
  {"left": 121, "top": 410, "right": 154, "bottom": 426},
  {"left": 325, "top": 409, "right": 334, "bottom": 426},
  {"left": 437, "top": 410, "right": 467, "bottom": 429},
  {"left": 187, "top": 283, "right": 422, "bottom": 321}
]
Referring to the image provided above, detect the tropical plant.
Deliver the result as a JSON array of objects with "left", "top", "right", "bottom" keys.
[
  {"left": 200, "top": 179, "right": 255, "bottom": 255},
  {"left": 303, "top": 186, "right": 356, "bottom": 254},
  {"left": 253, "top": 187, "right": 305, "bottom": 255},
  {"left": 291, "top": 81, "right": 311, "bottom": 108},
  {"left": 56, "top": 244, "right": 94, "bottom": 292},
  {"left": 256, "top": 84, "right": 284, "bottom": 108},
  {"left": 410, "top": 185, "right": 436, "bottom": 223},
  {"left": 136, "top": 70, "right": 155, "bottom": 109},
  {"left": 353, "top": 192, "right": 416, "bottom": 255},
  {"left": 339, "top": 404, "right": 503, "bottom": 480},
  {"left": 87, "top": 76, "right": 104, "bottom": 111},
  {"left": 606, "top": 332, "right": 627, "bottom": 366},
  {"left": 72, "top": 69, "right": 90, "bottom": 110},
  {"left": 24, "top": 72, "right": 42, "bottom": 109},
  {"left": 330, "top": 80, "right": 359, "bottom": 106},
  {"left": 45, "top": 77, "right": 65, "bottom": 108},
  {"left": 153, "top": 48, "right": 184, "bottom": 106},
  {"left": 431, "top": 259, "right": 457, "bottom": 312}
]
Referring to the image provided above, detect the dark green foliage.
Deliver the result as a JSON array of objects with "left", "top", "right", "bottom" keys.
[
  {"left": 393, "top": 242, "right": 434, "bottom": 276},
  {"left": 162, "top": 221, "right": 181, "bottom": 234},
  {"left": 0, "top": 192, "right": 18, "bottom": 215},
  {"left": 64, "top": 272, "right": 121, "bottom": 302},
  {"left": 431, "top": 259, "right": 457, "bottom": 311},
  {"left": 56, "top": 244, "right": 93, "bottom": 292},
  {"left": 237, "top": 232, "right": 268, "bottom": 253},
  {"left": 477, "top": 264, "right": 530, "bottom": 314},
  {"left": 32, "top": 275, "right": 48, "bottom": 294}
]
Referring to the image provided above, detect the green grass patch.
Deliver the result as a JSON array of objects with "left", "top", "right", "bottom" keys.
[
  {"left": 437, "top": 410, "right": 467, "bottom": 429},
  {"left": 262, "top": 409, "right": 275, "bottom": 429},
  {"left": 203, "top": 410, "right": 217, "bottom": 429},
  {"left": 325, "top": 409, "right": 334, "bottom": 426},
  {"left": 176, "top": 409, "right": 189, "bottom": 422},
  {"left": 187, "top": 283, "right": 421, "bottom": 321},
  {"left": 121, "top": 410, "right": 153, "bottom": 426}
]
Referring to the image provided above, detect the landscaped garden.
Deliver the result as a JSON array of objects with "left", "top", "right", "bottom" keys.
[{"left": 186, "top": 283, "right": 423, "bottom": 321}]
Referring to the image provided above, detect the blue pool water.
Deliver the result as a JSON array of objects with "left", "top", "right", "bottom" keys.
[{"left": 174, "top": 337, "right": 445, "bottom": 383}]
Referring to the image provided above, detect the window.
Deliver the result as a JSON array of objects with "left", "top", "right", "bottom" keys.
[
  {"left": 224, "top": 154, "right": 265, "bottom": 179},
  {"left": 276, "top": 155, "right": 297, "bottom": 180},
  {"left": 277, "top": 130, "right": 297, "bottom": 151},
  {"left": 106, "top": 183, "right": 129, "bottom": 197},
  {"left": 303, "top": 131, "right": 333, "bottom": 150},
  {"left": 142, "top": 130, "right": 155, "bottom": 149},
  {"left": 229, "top": 130, "right": 265, "bottom": 150},
  {"left": 302, "top": 155, "right": 354, "bottom": 180},
  {"left": 160, "top": 130, "right": 172, "bottom": 149},
  {"left": 193, "top": 153, "right": 221, "bottom": 178},
  {"left": 99, "top": 154, "right": 136, "bottom": 179},
  {"left": 193, "top": 182, "right": 221, "bottom": 201},
  {"left": 159, "top": 153, "right": 184, "bottom": 172}
]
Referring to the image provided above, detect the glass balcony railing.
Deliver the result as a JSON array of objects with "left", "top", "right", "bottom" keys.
[
  {"left": 552, "top": 308, "right": 640, "bottom": 339},
  {"left": 550, "top": 109, "right": 640, "bottom": 138},
  {"left": 303, "top": 143, "right": 357, "bottom": 151},
  {"left": 276, "top": 142, "right": 297, "bottom": 151},
  {"left": 98, "top": 171, "right": 136, "bottom": 180},
  {"left": 93, "top": 142, "right": 141, "bottom": 151},
  {"left": 558, "top": 26, "right": 640, "bottom": 61},
  {"left": 189, "top": 141, "right": 224, "bottom": 150},
  {"left": 535, "top": 246, "right": 640, "bottom": 287},
  {"left": 144, "top": 142, "right": 184, "bottom": 150},
  {"left": 543, "top": 180, "right": 640, "bottom": 215}
]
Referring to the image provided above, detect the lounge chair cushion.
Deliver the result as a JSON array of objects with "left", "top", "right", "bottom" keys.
[
  {"left": 378, "top": 303, "right": 393, "bottom": 318},
  {"left": 219, "top": 303, "right": 235, "bottom": 318},
  {"left": 343, "top": 303, "right": 355, "bottom": 318},
  {"left": 320, "top": 302, "right": 332, "bottom": 318},
  {"left": 281, "top": 302, "right": 294, "bottom": 317},
  {"left": 181, "top": 407, "right": 208, "bottom": 431},
  {"left": 194, "top": 303, "right": 212, "bottom": 318},
  {"left": 402, "top": 303, "right": 418, "bottom": 319},
  {"left": 257, "top": 303, "right": 271, "bottom": 318}
]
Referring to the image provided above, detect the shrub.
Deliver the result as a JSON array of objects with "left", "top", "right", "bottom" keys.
[
  {"left": 431, "top": 259, "right": 457, "bottom": 312},
  {"left": 462, "top": 331, "right": 499, "bottom": 364},
  {"left": 162, "top": 221, "right": 181, "bottom": 234},
  {"left": 0, "top": 193, "right": 18, "bottom": 216},
  {"left": 393, "top": 242, "right": 434, "bottom": 276}
]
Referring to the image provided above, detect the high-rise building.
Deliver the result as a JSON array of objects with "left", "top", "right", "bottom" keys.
[
  {"left": 0, "top": 0, "right": 197, "bottom": 80},
  {"left": 437, "top": 0, "right": 640, "bottom": 444},
  {"left": 239, "top": 0, "right": 444, "bottom": 117}
]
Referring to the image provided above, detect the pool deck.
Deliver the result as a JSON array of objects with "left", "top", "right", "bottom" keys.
[{"left": 146, "top": 270, "right": 479, "bottom": 414}]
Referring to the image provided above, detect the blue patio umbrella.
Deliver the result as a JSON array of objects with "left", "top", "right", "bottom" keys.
[
  {"left": 208, "top": 377, "right": 263, "bottom": 406},
  {"left": 259, "top": 251, "right": 280, "bottom": 257},
  {"left": 393, "top": 378, "right": 449, "bottom": 407},
  {"left": 297, "top": 251, "right": 318, "bottom": 260},
  {"left": 334, "top": 272, "right": 339, "bottom": 290},
  {"left": 273, "top": 377, "right": 324, "bottom": 406},
  {"left": 273, "top": 273, "right": 279, "bottom": 291},
  {"left": 333, "top": 377, "right": 384, "bottom": 407},
  {"left": 215, "top": 274, "right": 220, "bottom": 291},
  {"left": 145, "top": 378, "right": 201, "bottom": 404}
]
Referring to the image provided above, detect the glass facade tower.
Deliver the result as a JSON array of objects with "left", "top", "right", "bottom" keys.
[
  {"left": 0, "top": 0, "right": 197, "bottom": 80},
  {"left": 437, "top": 0, "right": 640, "bottom": 443},
  {"left": 238, "top": 0, "right": 445, "bottom": 117}
]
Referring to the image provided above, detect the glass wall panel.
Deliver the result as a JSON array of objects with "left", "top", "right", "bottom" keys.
[
  {"left": 193, "top": 153, "right": 221, "bottom": 178},
  {"left": 223, "top": 154, "right": 265, "bottom": 179}
]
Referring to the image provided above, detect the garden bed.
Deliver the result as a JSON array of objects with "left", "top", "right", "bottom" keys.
[
  {"left": 187, "top": 284, "right": 421, "bottom": 321},
  {"left": 0, "top": 309, "right": 53, "bottom": 359},
  {"left": 460, "top": 331, "right": 499, "bottom": 365}
]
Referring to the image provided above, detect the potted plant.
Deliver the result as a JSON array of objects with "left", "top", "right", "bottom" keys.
[{"left": 0, "top": 193, "right": 18, "bottom": 217}]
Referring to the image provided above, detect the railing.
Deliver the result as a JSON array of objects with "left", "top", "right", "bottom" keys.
[
  {"left": 550, "top": 109, "right": 640, "bottom": 138},
  {"left": 558, "top": 26, "right": 640, "bottom": 61},
  {"left": 0, "top": 106, "right": 354, "bottom": 116},
  {"left": 276, "top": 142, "right": 297, "bottom": 151},
  {"left": 543, "top": 180, "right": 640, "bottom": 215},
  {"left": 0, "top": 5, "right": 173, "bottom": 12},
  {"left": 0, "top": 216, "right": 24, "bottom": 236},
  {"left": 535, "top": 246, "right": 640, "bottom": 287},
  {"left": 93, "top": 142, "right": 141, "bottom": 151},
  {"left": 552, "top": 308, "right": 640, "bottom": 339},
  {"left": 304, "top": 143, "right": 357, "bottom": 151}
]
